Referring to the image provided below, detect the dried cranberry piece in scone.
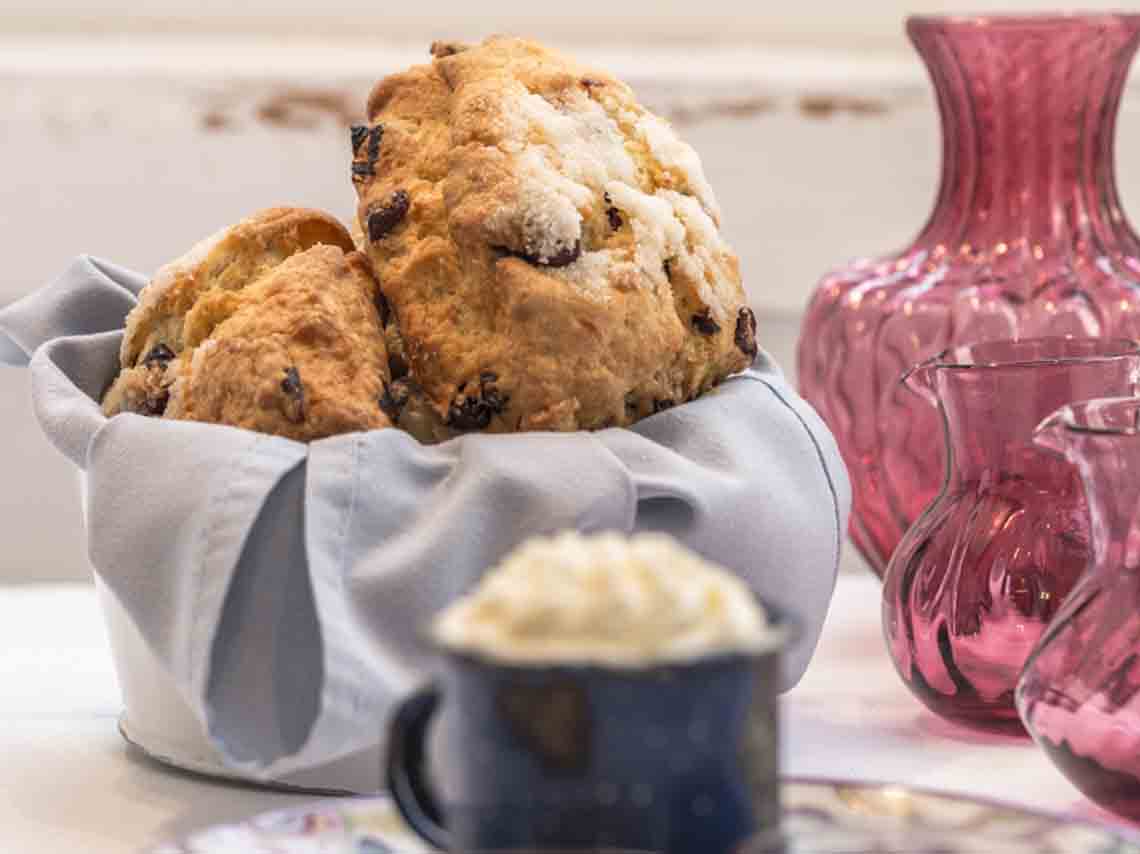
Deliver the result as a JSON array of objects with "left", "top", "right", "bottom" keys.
[
  {"left": 735, "top": 307, "right": 759, "bottom": 360},
  {"left": 352, "top": 125, "right": 385, "bottom": 182},
  {"left": 446, "top": 372, "right": 510, "bottom": 431},
  {"left": 378, "top": 379, "right": 410, "bottom": 420},
  {"left": 142, "top": 343, "right": 176, "bottom": 367},
  {"left": 280, "top": 367, "right": 306, "bottom": 423},
  {"left": 366, "top": 190, "right": 410, "bottom": 242},
  {"left": 497, "top": 240, "right": 582, "bottom": 269},
  {"left": 691, "top": 310, "right": 720, "bottom": 336}
]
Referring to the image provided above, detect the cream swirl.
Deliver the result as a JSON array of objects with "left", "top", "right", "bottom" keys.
[{"left": 433, "top": 531, "right": 777, "bottom": 667}]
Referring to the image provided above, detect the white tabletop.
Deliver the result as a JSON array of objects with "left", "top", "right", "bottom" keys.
[{"left": 0, "top": 574, "right": 1131, "bottom": 853}]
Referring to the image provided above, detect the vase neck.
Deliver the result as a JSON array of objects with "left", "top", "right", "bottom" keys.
[{"left": 910, "top": 16, "right": 1140, "bottom": 262}]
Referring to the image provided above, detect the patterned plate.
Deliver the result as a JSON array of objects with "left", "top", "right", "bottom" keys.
[{"left": 151, "top": 778, "right": 1140, "bottom": 853}]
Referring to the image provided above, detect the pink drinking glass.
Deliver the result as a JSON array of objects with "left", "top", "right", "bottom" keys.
[
  {"left": 1018, "top": 397, "right": 1140, "bottom": 818},
  {"left": 882, "top": 338, "right": 1140, "bottom": 729}
]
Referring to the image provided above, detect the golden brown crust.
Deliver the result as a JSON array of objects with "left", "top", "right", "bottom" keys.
[
  {"left": 353, "top": 36, "right": 755, "bottom": 436},
  {"left": 164, "top": 247, "right": 391, "bottom": 441},
  {"left": 119, "top": 207, "right": 356, "bottom": 371},
  {"left": 103, "top": 208, "right": 392, "bottom": 442}
]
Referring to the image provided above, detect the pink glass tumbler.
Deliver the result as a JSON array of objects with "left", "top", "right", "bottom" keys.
[
  {"left": 1018, "top": 397, "right": 1140, "bottom": 819},
  {"left": 882, "top": 338, "right": 1140, "bottom": 729}
]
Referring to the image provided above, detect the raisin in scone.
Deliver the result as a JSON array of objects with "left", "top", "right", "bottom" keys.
[
  {"left": 103, "top": 207, "right": 394, "bottom": 442},
  {"left": 352, "top": 36, "right": 758, "bottom": 435}
]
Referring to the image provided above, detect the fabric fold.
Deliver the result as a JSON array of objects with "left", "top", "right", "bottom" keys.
[
  {"left": 86, "top": 414, "right": 308, "bottom": 721},
  {"left": 0, "top": 255, "right": 144, "bottom": 366},
  {"left": 0, "top": 256, "right": 852, "bottom": 779}
]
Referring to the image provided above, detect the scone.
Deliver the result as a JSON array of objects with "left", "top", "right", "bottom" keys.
[
  {"left": 103, "top": 207, "right": 394, "bottom": 442},
  {"left": 352, "top": 36, "right": 757, "bottom": 435}
]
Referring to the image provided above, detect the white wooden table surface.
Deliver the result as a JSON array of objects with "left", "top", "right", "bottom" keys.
[{"left": 0, "top": 574, "right": 1131, "bottom": 853}]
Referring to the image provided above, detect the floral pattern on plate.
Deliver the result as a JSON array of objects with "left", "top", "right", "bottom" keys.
[
  {"left": 784, "top": 781, "right": 1140, "bottom": 853},
  {"left": 150, "top": 793, "right": 427, "bottom": 854},
  {"left": 152, "top": 779, "right": 1140, "bottom": 853}
]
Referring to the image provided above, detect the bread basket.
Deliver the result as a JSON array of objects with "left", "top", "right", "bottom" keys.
[{"left": 1, "top": 255, "right": 851, "bottom": 792}]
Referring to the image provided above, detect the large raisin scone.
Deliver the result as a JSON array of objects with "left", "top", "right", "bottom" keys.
[
  {"left": 353, "top": 36, "right": 758, "bottom": 435},
  {"left": 103, "top": 207, "right": 394, "bottom": 441}
]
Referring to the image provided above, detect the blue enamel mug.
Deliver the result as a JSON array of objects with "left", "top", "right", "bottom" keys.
[{"left": 386, "top": 602, "right": 791, "bottom": 854}]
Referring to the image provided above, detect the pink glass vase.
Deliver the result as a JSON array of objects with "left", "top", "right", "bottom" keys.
[
  {"left": 882, "top": 338, "right": 1140, "bottom": 728},
  {"left": 1018, "top": 396, "right": 1140, "bottom": 818},
  {"left": 797, "top": 13, "right": 1140, "bottom": 577}
]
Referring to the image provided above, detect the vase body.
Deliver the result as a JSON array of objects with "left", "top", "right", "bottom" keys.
[
  {"left": 797, "top": 14, "right": 1140, "bottom": 576},
  {"left": 882, "top": 338, "right": 1140, "bottom": 728},
  {"left": 1018, "top": 396, "right": 1140, "bottom": 819}
]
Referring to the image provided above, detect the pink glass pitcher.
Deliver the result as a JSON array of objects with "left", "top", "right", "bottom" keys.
[
  {"left": 882, "top": 338, "right": 1140, "bottom": 728},
  {"left": 1018, "top": 396, "right": 1140, "bottom": 818}
]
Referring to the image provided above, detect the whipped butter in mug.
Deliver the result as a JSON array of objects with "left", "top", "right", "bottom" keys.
[
  {"left": 393, "top": 531, "right": 788, "bottom": 853},
  {"left": 432, "top": 531, "right": 778, "bottom": 667}
]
